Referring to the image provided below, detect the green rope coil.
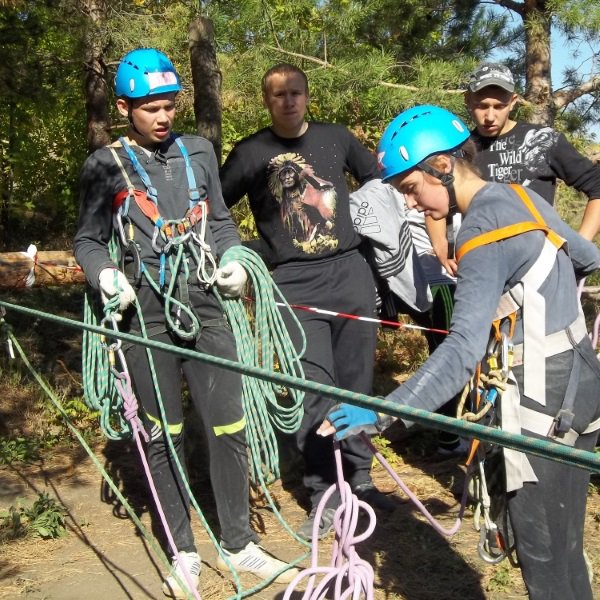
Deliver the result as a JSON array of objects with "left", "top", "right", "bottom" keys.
[
  {"left": 81, "top": 238, "right": 132, "bottom": 440},
  {"left": 218, "top": 245, "right": 306, "bottom": 483}
]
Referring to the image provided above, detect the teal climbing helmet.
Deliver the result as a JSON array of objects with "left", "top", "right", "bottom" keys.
[
  {"left": 115, "top": 48, "right": 182, "bottom": 99},
  {"left": 377, "top": 105, "right": 469, "bottom": 182}
]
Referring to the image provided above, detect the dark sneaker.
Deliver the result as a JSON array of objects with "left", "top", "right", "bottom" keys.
[
  {"left": 352, "top": 483, "right": 397, "bottom": 513},
  {"left": 297, "top": 506, "right": 337, "bottom": 541},
  {"left": 437, "top": 438, "right": 471, "bottom": 458}
]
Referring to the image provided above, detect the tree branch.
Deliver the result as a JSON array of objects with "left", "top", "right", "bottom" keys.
[
  {"left": 553, "top": 74, "right": 600, "bottom": 109},
  {"left": 263, "top": 45, "right": 467, "bottom": 95},
  {"left": 493, "top": 0, "right": 524, "bottom": 17}
]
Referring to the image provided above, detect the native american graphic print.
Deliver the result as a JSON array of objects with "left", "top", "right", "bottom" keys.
[{"left": 267, "top": 152, "right": 338, "bottom": 254}]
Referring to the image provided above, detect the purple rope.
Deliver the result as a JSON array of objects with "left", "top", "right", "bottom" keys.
[
  {"left": 113, "top": 366, "right": 202, "bottom": 599},
  {"left": 283, "top": 443, "right": 376, "bottom": 599},
  {"left": 360, "top": 433, "right": 469, "bottom": 537},
  {"left": 284, "top": 433, "right": 471, "bottom": 599}
]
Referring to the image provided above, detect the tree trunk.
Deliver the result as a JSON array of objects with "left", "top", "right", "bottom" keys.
[
  {"left": 82, "top": 0, "right": 111, "bottom": 153},
  {"left": 189, "top": 17, "right": 223, "bottom": 163},
  {"left": 0, "top": 103, "right": 15, "bottom": 249},
  {"left": 0, "top": 250, "right": 85, "bottom": 289},
  {"left": 523, "top": 0, "right": 554, "bottom": 125}
]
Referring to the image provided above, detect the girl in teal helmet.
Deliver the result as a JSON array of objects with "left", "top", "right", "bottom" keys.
[
  {"left": 321, "top": 104, "right": 600, "bottom": 600},
  {"left": 377, "top": 105, "right": 471, "bottom": 217}
]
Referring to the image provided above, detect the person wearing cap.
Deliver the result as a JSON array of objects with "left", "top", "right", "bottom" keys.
[
  {"left": 74, "top": 48, "right": 298, "bottom": 598},
  {"left": 318, "top": 104, "right": 600, "bottom": 600},
  {"left": 428, "top": 62, "right": 600, "bottom": 279}
]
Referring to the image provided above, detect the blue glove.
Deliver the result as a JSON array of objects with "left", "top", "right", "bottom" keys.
[{"left": 326, "top": 403, "right": 379, "bottom": 440}]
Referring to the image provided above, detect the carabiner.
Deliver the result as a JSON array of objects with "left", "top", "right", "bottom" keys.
[
  {"left": 121, "top": 239, "right": 142, "bottom": 288},
  {"left": 501, "top": 332, "right": 509, "bottom": 377},
  {"left": 478, "top": 526, "right": 506, "bottom": 564},
  {"left": 100, "top": 314, "right": 122, "bottom": 352}
]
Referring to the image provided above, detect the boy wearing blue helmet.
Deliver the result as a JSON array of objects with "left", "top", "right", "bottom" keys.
[
  {"left": 74, "top": 48, "right": 298, "bottom": 598},
  {"left": 319, "top": 105, "right": 600, "bottom": 599}
]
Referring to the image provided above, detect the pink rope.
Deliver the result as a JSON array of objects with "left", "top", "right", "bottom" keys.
[
  {"left": 284, "top": 434, "right": 471, "bottom": 599},
  {"left": 283, "top": 443, "right": 376, "bottom": 599},
  {"left": 360, "top": 434, "right": 469, "bottom": 537},
  {"left": 113, "top": 360, "right": 202, "bottom": 599}
]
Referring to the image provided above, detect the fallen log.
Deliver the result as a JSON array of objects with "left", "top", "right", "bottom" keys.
[{"left": 0, "top": 247, "right": 85, "bottom": 289}]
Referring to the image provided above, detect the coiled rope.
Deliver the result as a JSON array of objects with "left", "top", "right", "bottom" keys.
[
  {"left": 283, "top": 441, "right": 377, "bottom": 599},
  {"left": 217, "top": 245, "right": 305, "bottom": 483}
]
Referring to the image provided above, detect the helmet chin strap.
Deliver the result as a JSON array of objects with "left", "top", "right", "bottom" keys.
[{"left": 418, "top": 158, "right": 459, "bottom": 218}]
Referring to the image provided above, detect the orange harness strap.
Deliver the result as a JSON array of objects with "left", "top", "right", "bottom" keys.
[{"left": 456, "top": 184, "right": 565, "bottom": 262}]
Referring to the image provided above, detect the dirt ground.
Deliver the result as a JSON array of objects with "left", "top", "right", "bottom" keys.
[{"left": 1, "top": 425, "right": 600, "bottom": 600}]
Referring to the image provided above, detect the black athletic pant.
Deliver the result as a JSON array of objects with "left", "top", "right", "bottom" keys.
[
  {"left": 509, "top": 339, "right": 600, "bottom": 600},
  {"left": 273, "top": 251, "right": 379, "bottom": 508},
  {"left": 124, "top": 285, "right": 257, "bottom": 554}
]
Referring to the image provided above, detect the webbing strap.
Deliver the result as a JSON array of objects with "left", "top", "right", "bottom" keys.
[
  {"left": 113, "top": 189, "right": 161, "bottom": 224},
  {"left": 109, "top": 147, "right": 135, "bottom": 217},
  {"left": 119, "top": 138, "right": 159, "bottom": 201},
  {"left": 456, "top": 221, "right": 549, "bottom": 261},
  {"left": 455, "top": 184, "right": 566, "bottom": 262},
  {"left": 510, "top": 184, "right": 566, "bottom": 248},
  {"left": 174, "top": 137, "right": 200, "bottom": 204}
]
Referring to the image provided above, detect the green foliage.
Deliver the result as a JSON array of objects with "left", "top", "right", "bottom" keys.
[
  {"left": 486, "top": 561, "right": 515, "bottom": 593},
  {"left": 0, "top": 505, "right": 28, "bottom": 542},
  {"left": 0, "top": 1, "right": 88, "bottom": 250},
  {"left": 0, "top": 0, "right": 598, "bottom": 253},
  {"left": 0, "top": 493, "right": 68, "bottom": 542},
  {"left": 24, "top": 492, "right": 68, "bottom": 539},
  {"left": 371, "top": 435, "right": 401, "bottom": 467},
  {"left": 0, "top": 437, "right": 42, "bottom": 465}
]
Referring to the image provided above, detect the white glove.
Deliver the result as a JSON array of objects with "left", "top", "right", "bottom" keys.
[
  {"left": 98, "top": 268, "right": 136, "bottom": 311},
  {"left": 215, "top": 260, "right": 247, "bottom": 298}
]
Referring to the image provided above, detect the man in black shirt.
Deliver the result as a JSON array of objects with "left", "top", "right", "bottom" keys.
[
  {"left": 429, "top": 61, "right": 600, "bottom": 276},
  {"left": 220, "top": 63, "right": 395, "bottom": 540}
]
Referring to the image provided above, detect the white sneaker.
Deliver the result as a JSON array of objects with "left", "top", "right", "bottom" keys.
[
  {"left": 162, "top": 551, "right": 201, "bottom": 598},
  {"left": 216, "top": 541, "right": 299, "bottom": 584}
]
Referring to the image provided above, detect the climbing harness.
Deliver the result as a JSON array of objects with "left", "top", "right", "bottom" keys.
[
  {"left": 109, "top": 136, "right": 218, "bottom": 340},
  {"left": 455, "top": 183, "right": 600, "bottom": 565}
]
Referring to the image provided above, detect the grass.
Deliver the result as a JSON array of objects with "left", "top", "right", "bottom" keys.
[{"left": 0, "top": 492, "right": 67, "bottom": 542}]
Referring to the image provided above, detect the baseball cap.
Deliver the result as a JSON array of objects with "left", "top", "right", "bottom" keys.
[{"left": 467, "top": 63, "right": 515, "bottom": 93}]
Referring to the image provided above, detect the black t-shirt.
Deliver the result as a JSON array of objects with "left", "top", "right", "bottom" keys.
[
  {"left": 471, "top": 121, "right": 600, "bottom": 205},
  {"left": 220, "top": 122, "right": 378, "bottom": 266}
]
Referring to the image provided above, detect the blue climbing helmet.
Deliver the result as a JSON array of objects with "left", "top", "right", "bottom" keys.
[
  {"left": 115, "top": 48, "right": 182, "bottom": 99},
  {"left": 377, "top": 105, "right": 469, "bottom": 182}
]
